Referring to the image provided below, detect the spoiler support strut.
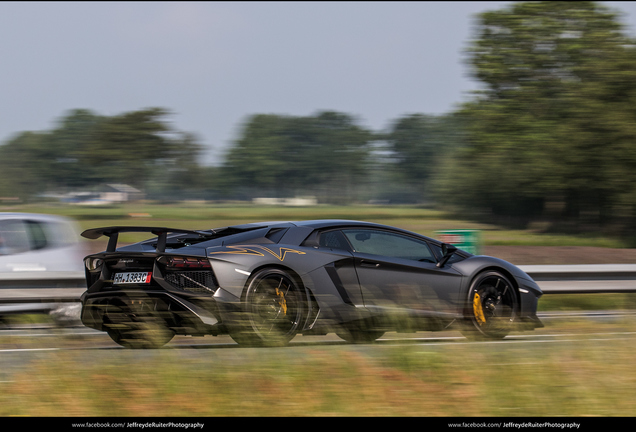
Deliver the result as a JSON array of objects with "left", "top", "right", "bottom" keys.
[{"left": 106, "top": 232, "right": 119, "bottom": 252}]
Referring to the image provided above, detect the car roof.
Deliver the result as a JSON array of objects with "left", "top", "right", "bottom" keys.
[
  {"left": 210, "top": 220, "right": 387, "bottom": 231},
  {"left": 292, "top": 219, "right": 438, "bottom": 238},
  {"left": 291, "top": 219, "right": 381, "bottom": 228},
  {"left": 218, "top": 219, "right": 425, "bottom": 238}
]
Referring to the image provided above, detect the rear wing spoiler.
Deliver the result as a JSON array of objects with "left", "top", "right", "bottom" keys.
[{"left": 81, "top": 226, "right": 214, "bottom": 253}]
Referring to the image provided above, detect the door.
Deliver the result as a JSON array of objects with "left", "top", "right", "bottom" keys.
[{"left": 341, "top": 228, "right": 463, "bottom": 318}]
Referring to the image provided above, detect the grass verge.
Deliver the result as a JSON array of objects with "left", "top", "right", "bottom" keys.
[{"left": 1, "top": 319, "right": 635, "bottom": 417}]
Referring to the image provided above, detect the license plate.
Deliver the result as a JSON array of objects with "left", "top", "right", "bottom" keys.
[{"left": 113, "top": 272, "right": 152, "bottom": 284}]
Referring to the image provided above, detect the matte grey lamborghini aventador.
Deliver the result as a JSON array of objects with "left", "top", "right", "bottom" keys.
[{"left": 79, "top": 220, "right": 543, "bottom": 348}]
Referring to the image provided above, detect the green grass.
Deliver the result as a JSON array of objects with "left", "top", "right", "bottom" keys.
[
  {"left": 1, "top": 319, "right": 636, "bottom": 417},
  {"left": 538, "top": 293, "right": 636, "bottom": 311}
]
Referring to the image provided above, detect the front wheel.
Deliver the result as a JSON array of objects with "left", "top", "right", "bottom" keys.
[
  {"left": 461, "top": 271, "right": 518, "bottom": 340},
  {"left": 227, "top": 268, "right": 306, "bottom": 347}
]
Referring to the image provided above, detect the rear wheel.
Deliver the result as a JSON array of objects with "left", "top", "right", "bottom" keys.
[
  {"left": 106, "top": 322, "right": 174, "bottom": 349},
  {"left": 103, "top": 299, "right": 174, "bottom": 349},
  {"left": 228, "top": 268, "right": 306, "bottom": 347},
  {"left": 461, "top": 271, "right": 518, "bottom": 340}
]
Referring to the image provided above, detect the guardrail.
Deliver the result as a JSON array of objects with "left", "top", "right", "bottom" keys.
[{"left": 520, "top": 264, "right": 636, "bottom": 294}]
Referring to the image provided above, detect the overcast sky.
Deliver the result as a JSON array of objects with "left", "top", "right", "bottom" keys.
[{"left": 2, "top": 1, "right": 636, "bottom": 165}]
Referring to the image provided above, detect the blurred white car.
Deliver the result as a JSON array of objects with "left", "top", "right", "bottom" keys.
[
  {"left": 0, "top": 213, "right": 85, "bottom": 271},
  {"left": 0, "top": 213, "right": 86, "bottom": 325}
]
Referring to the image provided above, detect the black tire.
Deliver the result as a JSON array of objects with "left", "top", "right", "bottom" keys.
[
  {"left": 461, "top": 270, "right": 518, "bottom": 340},
  {"left": 106, "top": 322, "right": 174, "bottom": 349},
  {"left": 103, "top": 299, "right": 174, "bottom": 349},
  {"left": 336, "top": 327, "right": 385, "bottom": 344},
  {"left": 228, "top": 268, "right": 306, "bottom": 347}
]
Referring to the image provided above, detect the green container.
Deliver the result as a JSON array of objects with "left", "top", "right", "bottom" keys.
[{"left": 435, "top": 229, "right": 481, "bottom": 255}]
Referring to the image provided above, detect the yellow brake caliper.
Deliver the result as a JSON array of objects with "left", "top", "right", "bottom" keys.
[
  {"left": 473, "top": 292, "right": 486, "bottom": 326},
  {"left": 275, "top": 288, "right": 287, "bottom": 315}
]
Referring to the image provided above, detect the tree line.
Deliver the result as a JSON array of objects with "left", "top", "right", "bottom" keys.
[
  {"left": 0, "top": 106, "right": 462, "bottom": 205},
  {"left": 0, "top": 108, "right": 204, "bottom": 201},
  {"left": 2, "top": 1, "right": 636, "bottom": 236}
]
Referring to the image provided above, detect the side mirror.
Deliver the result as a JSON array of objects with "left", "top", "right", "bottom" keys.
[{"left": 437, "top": 243, "right": 457, "bottom": 268}]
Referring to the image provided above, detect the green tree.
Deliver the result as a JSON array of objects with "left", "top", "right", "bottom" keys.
[
  {"left": 0, "top": 131, "right": 48, "bottom": 199},
  {"left": 442, "top": 1, "right": 636, "bottom": 229},
  {"left": 223, "top": 111, "right": 374, "bottom": 203},
  {"left": 44, "top": 109, "right": 104, "bottom": 189},
  {"left": 144, "top": 132, "right": 210, "bottom": 200},
  {"left": 83, "top": 107, "right": 173, "bottom": 187},
  {"left": 383, "top": 113, "right": 467, "bottom": 203},
  {"left": 0, "top": 107, "right": 205, "bottom": 200}
]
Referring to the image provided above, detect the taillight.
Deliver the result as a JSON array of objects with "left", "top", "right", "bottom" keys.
[
  {"left": 84, "top": 257, "right": 104, "bottom": 271},
  {"left": 160, "top": 256, "right": 212, "bottom": 269}
]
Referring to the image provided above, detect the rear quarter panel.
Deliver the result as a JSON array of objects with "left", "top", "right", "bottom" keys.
[{"left": 206, "top": 244, "right": 350, "bottom": 299}]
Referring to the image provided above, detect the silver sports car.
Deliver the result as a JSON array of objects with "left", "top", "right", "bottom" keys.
[{"left": 79, "top": 220, "right": 543, "bottom": 347}]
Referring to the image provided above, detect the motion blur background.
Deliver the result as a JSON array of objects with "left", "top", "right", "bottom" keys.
[
  {"left": 4, "top": 3, "right": 636, "bottom": 419},
  {"left": 2, "top": 1, "right": 636, "bottom": 242}
]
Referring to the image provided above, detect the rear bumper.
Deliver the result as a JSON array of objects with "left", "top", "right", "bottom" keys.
[
  {"left": 517, "top": 278, "right": 543, "bottom": 330},
  {"left": 80, "top": 289, "right": 230, "bottom": 336}
]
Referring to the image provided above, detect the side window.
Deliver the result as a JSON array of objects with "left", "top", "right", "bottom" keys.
[
  {"left": 342, "top": 229, "right": 436, "bottom": 263},
  {"left": 0, "top": 219, "right": 50, "bottom": 255},
  {"left": 0, "top": 220, "right": 31, "bottom": 255},
  {"left": 42, "top": 221, "right": 78, "bottom": 247},
  {"left": 26, "top": 221, "right": 48, "bottom": 250},
  {"left": 318, "top": 230, "right": 351, "bottom": 251}
]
